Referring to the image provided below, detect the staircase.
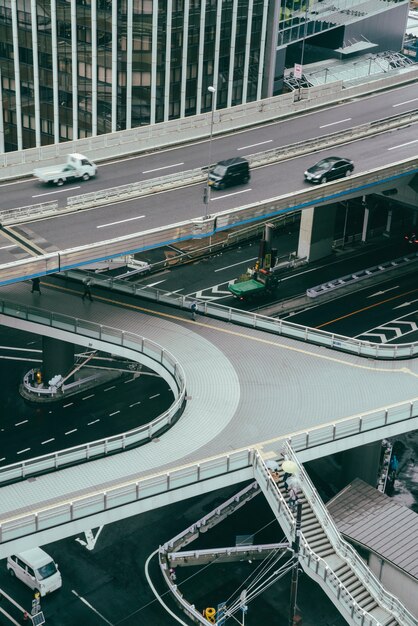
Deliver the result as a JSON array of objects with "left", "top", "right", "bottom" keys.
[{"left": 256, "top": 447, "right": 415, "bottom": 626}]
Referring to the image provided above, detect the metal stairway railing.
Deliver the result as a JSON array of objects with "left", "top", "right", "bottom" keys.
[{"left": 262, "top": 443, "right": 415, "bottom": 626}]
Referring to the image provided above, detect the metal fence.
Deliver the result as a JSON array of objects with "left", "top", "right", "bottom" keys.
[
  {"left": 2, "top": 154, "right": 418, "bottom": 287},
  {"left": 0, "top": 298, "right": 186, "bottom": 484},
  {"left": 1, "top": 66, "right": 417, "bottom": 182}
]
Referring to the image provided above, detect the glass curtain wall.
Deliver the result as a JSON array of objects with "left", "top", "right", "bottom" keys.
[{"left": 0, "top": 0, "right": 269, "bottom": 151}]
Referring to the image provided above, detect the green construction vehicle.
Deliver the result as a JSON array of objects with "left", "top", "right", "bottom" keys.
[{"left": 228, "top": 268, "right": 280, "bottom": 300}]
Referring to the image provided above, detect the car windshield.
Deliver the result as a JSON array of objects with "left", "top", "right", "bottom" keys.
[
  {"left": 312, "top": 159, "right": 334, "bottom": 171},
  {"left": 212, "top": 165, "right": 227, "bottom": 176},
  {"left": 36, "top": 562, "right": 57, "bottom": 580}
]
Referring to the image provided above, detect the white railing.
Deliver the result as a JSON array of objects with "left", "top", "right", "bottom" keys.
[
  {"left": 282, "top": 443, "right": 417, "bottom": 626},
  {"left": 0, "top": 449, "right": 254, "bottom": 548},
  {"left": 0, "top": 299, "right": 186, "bottom": 484},
  {"left": 1, "top": 67, "right": 417, "bottom": 181},
  {"left": 60, "top": 267, "right": 418, "bottom": 361},
  {"left": 2, "top": 109, "right": 417, "bottom": 226},
  {"left": 1, "top": 154, "right": 418, "bottom": 287}
]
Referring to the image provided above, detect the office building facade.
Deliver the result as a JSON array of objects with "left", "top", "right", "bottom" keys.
[{"left": 0, "top": 0, "right": 409, "bottom": 153}]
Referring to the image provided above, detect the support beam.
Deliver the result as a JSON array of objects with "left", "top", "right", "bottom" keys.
[{"left": 297, "top": 205, "right": 337, "bottom": 262}]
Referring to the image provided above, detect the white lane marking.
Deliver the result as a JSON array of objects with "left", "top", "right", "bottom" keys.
[
  {"left": 0, "top": 356, "right": 42, "bottom": 362},
  {"left": 65, "top": 428, "right": 77, "bottom": 435},
  {"left": 143, "top": 162, "right": 184, "bottom": 174},
  {"left": 367, "top": 286, "right": 399, "bottom": 298},
  {"left": 63, "top": 402, "right": 74, "bottom": 408},
  {"left": 97, "top": 215, "right": 145, "bottom": 229},
  {"left": 124, "top": 378, "right": 136, "bottom": 383},
  {"left": 319, "top": 118, "right": 352, "bottom": 128},
  {"left": 0, "top": 345, "right": 40, "bottom": 352},
  {"left": 0, "top": 458, "right": 5, "bottom": 462},
  {"left": 211, "top": 188, "right": 252, "bottom": 201},
  {"left": 392, "top": 97, "right": 418, "bottom": 107},
  {"left": 237, "top": 140, "right": 272, "bottom": 151},
  {"left": 130, "top": 401, "right": 141, "bottom": 407},
  {"left": 394, "top": 299, "right": 418, "bottom": 309},
  {"left": 0, "top": 244, "right": 16, "bottom": 250},
  {"left": 32, "top": 187, "right": 80, "bottom": 197},
  {"left": 41, "top": 438, "right": 55, "bottom": 445},
  {"left": 109, "top": 410, "right": 120, "bottom": 417},
  {"left": 15, "top": 420, "right": 28, "bottom": 426},
  {"left": 87, "top": 419, "right": 100, "bottom": 425},
  {"left": 82, "top": 394, "right": 95, "bottom": 400},
  {"left": 71, "top": 590, "right": 113, "bottom": 626},
  {"left": 146, "top": 280, "right": 166, "bottom": 287},
  {"left": 17, "top": 448, "right": 30, "bottom": 455},
  {"left": 104, "top": 386, "right": 116, "bottom": 392},
  {"left": 388, "top": 139, "right": 418, "bottom": 150},
  {"left": 215, "top": 256, "right": 258, "bottom": 272},
  {"left": 149, "top": 394, "right": 160, "bottom": 399}
]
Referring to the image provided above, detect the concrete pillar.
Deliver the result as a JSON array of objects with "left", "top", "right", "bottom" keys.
[
  {"left": 42, "top": 337, "right": 74, "bottom": 386},
  {"left": 340, "top": 441, "right": 381, "bottom": 487},
  {"left": 361, "top": 196, "right": 369, "bottom": 244},
  {"left": 297, "top": 204, "right": 337, "bottom": 262},
  {"left": 384, "top": 208, "right": 393, "bottom": 238}
]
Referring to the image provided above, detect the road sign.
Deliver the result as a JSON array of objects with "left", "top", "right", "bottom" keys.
[
  {"left": 294, "top": 63, "right": 302, "bottom": 79},
  {"left": 31, "top": 612, "right": 45, "bottom": 626}
]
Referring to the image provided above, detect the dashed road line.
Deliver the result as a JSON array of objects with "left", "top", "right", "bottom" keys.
[
  {"left": 41, "top": 438, "right": 55, "bottom": 445},
  {"left": 149, "top": 394, "right": 160, "bottom": 399},
  {"left": 104, "top": 386, "right": 116, "bottom": 392},
  {"left": 87, "top": 419, "right": 100, "bottom": 425},
  {"left": 71, "top": 590, "right": 113, "bottom": 625},
  {"left": 82, "top": 394, "right": 95, "bottom": 400},
  {"left": 17, "top": 448, "right": 30, "bottom": 455},
  {"left": 65, "top": 429, "right": 77, "bottom": 435},
  {"left": 15, "top": 420, "right": 28, "bottom": 426},
  {"left": 63, "top": 402, "right": 74, "bottom": 408},
  {"left": 129, "top": 401, "right": 141, "bottom": 408},
  {"left": 109, "top": 410, "right": 120, "bottom": 417}
]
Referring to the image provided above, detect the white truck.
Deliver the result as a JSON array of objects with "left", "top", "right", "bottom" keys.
[{"left": 33, "top": 153, "right": 97, "bottom": 186}]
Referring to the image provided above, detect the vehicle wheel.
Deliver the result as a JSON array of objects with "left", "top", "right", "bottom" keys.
[
  {"left": 345, "top": 169, "right": 350, "bottom": 177},
  {"left": 56, "top": 179, "right": 64, "bottom": 186},
  {"left": 82, "top": 173, "right": 90, "bottom": 181},
  {"left": 243, "top": 176, "right": 249, "bottom": 184},
  {"left": 218, "top": 182, "right": 226, "bottom": 190},
  {"left": 320, "top": 176, "right": 327, "bottom": 184},
  {"left": 8, "top": 569, "right": 15, "bottom": 577}
]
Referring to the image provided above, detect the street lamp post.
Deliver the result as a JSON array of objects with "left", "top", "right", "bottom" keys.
[
  {"left": 203, "top": 85, "right": 216, "bottom": 219},
  {"left": 297, "top": 0, "right": 309, "bottom": 102}
]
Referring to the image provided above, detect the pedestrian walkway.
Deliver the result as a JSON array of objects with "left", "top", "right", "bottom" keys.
[{"left": 0, "top": 280, "right": 418, "bottom": 537}]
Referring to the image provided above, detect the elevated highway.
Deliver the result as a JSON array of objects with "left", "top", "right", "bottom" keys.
[{"left": 0, "top": 83, "right": 418, "bottom": 283}]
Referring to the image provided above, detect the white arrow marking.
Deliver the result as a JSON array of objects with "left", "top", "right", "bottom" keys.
[
  {"left": 360, "top": 332, "right": 389, "bottom": 343},
  {"left": 393, "top": 299, "right": 418, "bottom": 309},
  {"left": 367, "top": 286, "right": 399, "bottom": 298}
]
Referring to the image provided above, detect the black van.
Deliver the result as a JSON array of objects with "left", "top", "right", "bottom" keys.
[{"left": 208, "top": 157, "right": 250, "bottom": 190}]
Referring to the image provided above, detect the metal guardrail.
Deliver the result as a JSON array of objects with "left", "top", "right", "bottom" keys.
[
  {"left": 59, "top": 253, "right": 418, "bottom": 360},
  {"left": 282, "top": 443, "right": 416, "bottom": 626},
  {"left": 2, "top": 154, "right": 418, "bottom": 286},
  {"left": 1, "top": 65, "right": 418, "bottom": 183},
  {"left": 0, "top": 449, "right": 255, "bottom": 550},
  {"left": 0, "top": 298, "right": 186, "bottom": 484},
  {"left": 307, "top": 251, "right": 418, "bottom": 298},
  {"left": 2, "top": 109, "right": 417, "bottom": 226}
]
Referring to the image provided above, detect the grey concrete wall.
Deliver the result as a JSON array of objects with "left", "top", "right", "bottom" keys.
[
  {"left": 297, "top": 204, "right": 337, "bottom": 261},
  {"left": 369, "top": 554, "right": 418, "bottom": 619}
]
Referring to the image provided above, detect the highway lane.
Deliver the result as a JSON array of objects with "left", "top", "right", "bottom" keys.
[
  {"left": 0, "top": 82, "right": 417, "bottom": 215},
  {"left": 0, "top": 327, "right": 174, "bottom": 467},
  {"left": 282, "top": 270, "right": 418, "bottom": 344},
  {"left": 5, "top": 122, "right": 417, "bottom": 260}
]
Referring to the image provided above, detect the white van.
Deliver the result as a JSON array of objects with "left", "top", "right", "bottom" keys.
[{"left": 7, "top": 548, "right": 62, "bottom": 596}]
